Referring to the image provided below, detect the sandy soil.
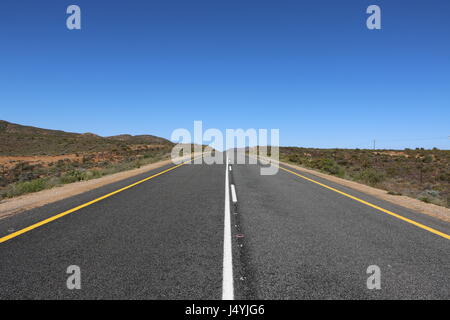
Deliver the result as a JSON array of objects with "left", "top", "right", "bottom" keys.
[
  {"left": 374, "top": 151, "right": 408, "bottom": 157},
  {"left": 0, "top": 155, "right": 79, "bottom": 163},
  {"left": 257, "top": 155, "right": 450, "bottom": 223},
  {"left": 0, "top": 147, "right": 165, "bottom": 168},
  {"left": 0, "top": 157, "right": 183, "bottom": 220},
  {"left": 0, "top": 155, "right": 82, "bottom": 168}
]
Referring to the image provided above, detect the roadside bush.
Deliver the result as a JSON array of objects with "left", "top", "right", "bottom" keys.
[
  {"left": 0, "top": 149, "right": 172, "bottom": 200},
  {"left": 357, "top": 169, "right": 385, "bottom": 186},
  {"left": 420, "top": 197, "right": 431, "bottom": 204},
  {"left": 311, "top": 158, "right": 345, "bottom": 177},
  {"left": 5, "top": 178, "right": 48, "bottom": 198},
  {"left": 278, "top": 147, "right": 449, "bottom": 208},
  {"left": 86, "top": 170, "right": 102, "bottom": 180},
  {"left": 386, "top": 167, "right": 398, "bottom": 177},
  {"left": 134, "top": 160, "right": 143, "bottom": 169},
  {"left": 288, "top": 154, "right": 300, "bottom": 163},
  {"left": 438, "top": 172, "right": 450, "bottom": 182},
  {"left": 60, "top": 170, "right": 87, "bottom": 184}
]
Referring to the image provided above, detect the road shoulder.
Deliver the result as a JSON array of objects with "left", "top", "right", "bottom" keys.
[
  {"left": 0, "top": 158, "right": 176, "bottom": 220},
  {"left": 258, "top": 155, "right": 450, "bottom": 223}
]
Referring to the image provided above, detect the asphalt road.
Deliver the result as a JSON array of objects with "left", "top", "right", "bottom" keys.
[{"left": 0, "top": 153, "right": 449, "bottom": 299}]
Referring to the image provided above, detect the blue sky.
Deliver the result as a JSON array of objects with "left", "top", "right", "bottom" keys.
[{"left": 0, "top": 0, "right": 449, "bottom": 149}]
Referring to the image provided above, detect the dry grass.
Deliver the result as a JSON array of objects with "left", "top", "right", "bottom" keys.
[
  {"left": 0, "top": 120, "right": 176, "bottom": 199},
  {"left": 279, "top": 147, "right": 450, "bottom": 208}
]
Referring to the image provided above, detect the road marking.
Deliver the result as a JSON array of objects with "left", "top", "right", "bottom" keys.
[
  {"left": 0, "top": 157, "right": 198, "bottom": 244},
  {"left": 231, "top": 184, "right": 238, "bottom": 203},
  {"left": 222, "top": 154, "right": 234, "bottom": 300},
  {"left": 277, "top": 165, "right": 450, "bottom": 241}
]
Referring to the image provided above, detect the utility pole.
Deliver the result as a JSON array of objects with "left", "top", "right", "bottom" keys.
[{"left": 373, "top": 139, "right": 376, "bottom": 150}]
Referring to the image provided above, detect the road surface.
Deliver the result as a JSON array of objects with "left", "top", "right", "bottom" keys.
[{"left": 0, "top": 153, "right": 449, "bottom": 299}]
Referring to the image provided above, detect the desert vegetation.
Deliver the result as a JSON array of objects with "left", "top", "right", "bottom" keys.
[
  {"left": 279, "top": 147, "right": 450, "bottom": 208},
  {"left": 0, "top": 120, "right": 175, "bottom": 199}
]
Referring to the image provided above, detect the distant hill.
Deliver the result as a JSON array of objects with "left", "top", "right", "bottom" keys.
[
  {"left": 106, "top": 134, "right": 169, "bottom": 145},
  {"left": 0, "top": 120, "right": 173, "bottom": 156}
]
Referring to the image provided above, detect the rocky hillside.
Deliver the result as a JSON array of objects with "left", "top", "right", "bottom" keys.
[{"left": 0, "top": 120, "right": 173, "bottom": 156}]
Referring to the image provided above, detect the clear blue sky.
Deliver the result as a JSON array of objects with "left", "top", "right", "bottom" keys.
[{"left": 1, "top": 0, "right": 449, "bottom": 149}]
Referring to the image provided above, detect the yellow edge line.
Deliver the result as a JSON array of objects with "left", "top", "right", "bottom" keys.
[
  {"left": 255, "top": 156, "right": 449, "bottom": 240},
  {"left": 0, "top": 157, "right": 198, "bottom": 244}
]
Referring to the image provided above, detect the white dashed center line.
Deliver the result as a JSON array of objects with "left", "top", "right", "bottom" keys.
[
  {"left": 231, "top": 184, "right": 238, "bottom": 203},
  {"left": 222, "top": 154, "right": 234, "bottom": 300}
]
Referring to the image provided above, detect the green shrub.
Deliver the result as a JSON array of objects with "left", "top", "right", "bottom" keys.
[
  {"left": 311, "top": 158, "right": 345, "bottom": 177},
  {"left": 438, "top": 172, "right": 450, "bottom": 182},
  {"left": 288, "top": 154, "right": 300, "bottom": 163},
  {"left": 420, "top": 197, "right": 431, "bottom": 203},
  {"left": 134, "top": 160, "right": 142, "bottom": 168},
  {"left": 5, "top": 178, "right": 47, "bottom": 198},
  {"left": 88, "top": 170, "right": 102, "bottom": 179},
  {"left": 357, "top": 169, "right": 385, "bottom": 186},
  {"left": 60, "top": 170, "right": 87, "bottom": 184},
  {"left": 423, "top": 155, "right": 433, "bottom": 163}
]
